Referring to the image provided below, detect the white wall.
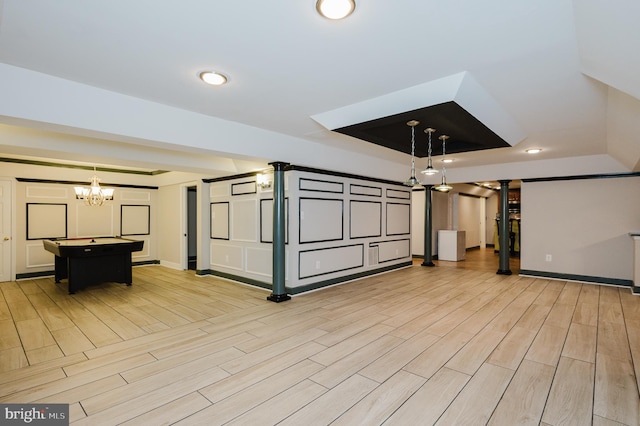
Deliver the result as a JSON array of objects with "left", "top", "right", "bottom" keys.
[
  {"left": 207, "top": 174, "right": 276, "bottom": 284},
  {"left": 413, "top": 188, "right": 488, "bottom": 255},
  {"left": 290, "top": 170, "right": 412, "bottom": 291},
  {"left": 157, "top": 183, "right": 182, "bottom": 270},
  {"left": 2, "top": 161, "right": 213, "bottom": 278},
  {"left": 411, "top": 189, "right": 426, "bottom": 256},
  {"left": 411, "top": 189, "right": 450, "bottom": 256},
  {"left": 486, "top": 192, "right": 498, "bottom": 246},
  {"left": 15, "top": 178, "right": 158, "bottom": 276},
  {"left": 207, "top": 169, "right": 413, "bottom": 292},
  {"left": 521, "top": 175, "right": 640, "bottom": 281},
  {"left": 457, "top": 194, "right": 482, "bottom": 248}
]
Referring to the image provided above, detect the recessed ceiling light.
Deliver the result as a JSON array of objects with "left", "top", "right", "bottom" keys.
[
  {"left": 199, "top": 71, "right": 228, "bottom": 86},
  {"left": 525, "top": 148, "right": 542, "bottom": 154},
  {"left": 442, "top": 158, "right": 453, "bottom": 163},
  {"left": 316, "top": 0, "right": 356, "bottom": 20}
]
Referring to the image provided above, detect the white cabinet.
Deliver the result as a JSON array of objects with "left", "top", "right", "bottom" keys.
[{"left": 438, "top": 230, "right": 466, "bottom": 261}]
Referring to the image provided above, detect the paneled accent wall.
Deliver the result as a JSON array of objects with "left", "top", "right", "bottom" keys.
[
  {"left": 206, "top": 168, "right": 412, "bottom": 293},
  {"left": 15, "top": 180, "right": 158, "bottom": 277},
  {"left": 208, "top": 175, "right": 282, "bottom": 285}
]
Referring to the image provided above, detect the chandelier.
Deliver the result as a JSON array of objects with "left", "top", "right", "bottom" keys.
[
  {"left": 403, "top": 120, "right": 423, "bottom": 188},
  {"left": 420, "top": 127, "right": 439, "bottom": 176},
  {"left": 435, "top": 135, "right": 453, "bottom": 192},
  {"left": 74, "top": 167, "right": 114, "bottom": 206}
]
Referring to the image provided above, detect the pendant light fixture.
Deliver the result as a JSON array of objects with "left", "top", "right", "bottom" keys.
[
  {"left": 435, "top": 135, "right": 453, "bottom": 192},
  {"left": 420, "top": 127, "right": 439, "bottom": 176},
  {"left": 403, "top": 120, "right": 422, "bottom": 188},
  {"left": 74, "top": 166, "right": 114, "bottom": 206}
]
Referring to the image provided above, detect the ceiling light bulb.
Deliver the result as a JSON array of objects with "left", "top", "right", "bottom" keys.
[
  {"left": 525, "top": 148, "right": 541, "bottom": 154},
  {"left": 316, "top": 0, "right": 356, "bottom": 19},
  {"left": 199, "top": 71, "right": 228, "bottom": 86}
]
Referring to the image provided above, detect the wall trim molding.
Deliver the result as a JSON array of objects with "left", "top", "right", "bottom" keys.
[
  {"left": 203, "top": 164, "right": 407, "bottom": 187},
  {"left": 2, "top": 157, "right": 168, "bottom": 175},
  {"left": 16, "top": 177, "right": 158, "bottom": 190},
  {"left": 522, "top": 172, "right": 640, "bottom": 183}
]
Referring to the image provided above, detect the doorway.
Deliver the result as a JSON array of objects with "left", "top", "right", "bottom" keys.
[{"left": 187, "top": 186, "right": 197, "bottom": 270}]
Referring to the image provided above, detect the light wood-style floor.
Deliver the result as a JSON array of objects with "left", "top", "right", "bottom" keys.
[{"left": 1, "top": 250, "right": 639, "bottom": 425}]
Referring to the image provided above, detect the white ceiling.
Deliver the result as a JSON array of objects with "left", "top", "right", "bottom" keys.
[{"left": 0, "top": 0, "right": 639, "bottom": 185}]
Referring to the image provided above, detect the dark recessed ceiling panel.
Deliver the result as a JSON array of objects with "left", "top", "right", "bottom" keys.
[{"left": 333, "top": 101, "right": 510, "bottom": 157}]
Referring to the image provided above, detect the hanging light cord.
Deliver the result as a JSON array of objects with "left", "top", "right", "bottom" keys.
[
  {"left": 410, "top": 125, "right": 417, "bottom": 175},
  {"left": 441, "top": 137, "right": 447, "bottom": 178}
]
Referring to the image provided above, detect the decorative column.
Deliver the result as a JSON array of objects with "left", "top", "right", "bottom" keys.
[
  {"left": 267, "top": 161, "right": 291, "bottom": 302},
  {"left": 422, "top": 185, "right": 435, "bottom": 266},
  {"left": 497, "top": 179, "right": 512, "bottom": 275}
]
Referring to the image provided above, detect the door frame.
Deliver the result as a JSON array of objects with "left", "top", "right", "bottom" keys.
[
  {"left": 0, "top": 178, "right": 16, "bottom": 282},
  {"left": 180, "top": 182, "right": 199, "bottom": 271}
]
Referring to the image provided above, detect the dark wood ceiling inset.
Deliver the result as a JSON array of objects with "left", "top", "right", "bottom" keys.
[{"left": 334, "top": 101, "right": 510, "bottom": 157}]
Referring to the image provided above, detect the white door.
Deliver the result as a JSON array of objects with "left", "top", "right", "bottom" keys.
[{"left": 0, "top": 179, "right": 12, "bottom": 282}]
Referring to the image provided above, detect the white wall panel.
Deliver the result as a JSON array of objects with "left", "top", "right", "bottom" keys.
[
  {"left": 121, "top": 205, "right": 150, "bottom": 236},
  {"left": 387, "top": 189, "right": 411, "bottom": 200},
  {"left": 376, "top": 239, "right": 410, "bottom": 262},
  {"left": 210, "top": 183, "right": 229, "bottom": 198},
  {"left": 75, "top": 204, "right": 114, "bottom": 237},
  {"left": 350, "top": 184, "right": 382, "bottom": 197},
  {"left": 26, "top": 186, "right": 68, "bottom": 199},
  {"left": 232, "top": 199, "right": 257, "bottom": 242},
  {"left": 299, "top": 178, "right": 343, "bottom": 193},
  {"left": 26, "top": 203, "right": 67, "bottom": 239},
  {"left": 26, "top": 243, "right": 53, "bottom": 268},
  {"left": 131, "top": 236, "right": 150, "bottom": 259},
  {"left": 299, "top": 198, "right": 343, "bottom": 243},
  {"left": 119, "top": 190, "right": 151, "bottom": 202},
  {"left": 299, "top": 244, "right": 363, "bottom": 279},
  {"left": 232, "top": 181, "right": 257, "bottom": 195},
  {"left": 350, "top": 201, "right": 381, "bottom": 238},
  {"left": 386, "top": 203, "right": 410, "bottom": 236},
  {"left": 211, "top": 202, "right": 229, "bottom": 239},
  {"left": 210, "top": 243, "right": 243, "bottom": 271},
  {"left": 246, "top": 247, "right": 272, "bottom": 277}
]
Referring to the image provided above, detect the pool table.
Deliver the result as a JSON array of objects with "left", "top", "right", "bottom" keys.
[{"left": 43, "top": 237, "right": 144, "bottom": 294}]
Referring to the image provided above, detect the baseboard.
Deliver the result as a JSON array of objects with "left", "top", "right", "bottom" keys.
[
  {"left": 288, "top": 262, "right": 412, "bottom": 294},
  {"left": 519, "top": 269, "right": 633, "bottom": 288},
  {"left": 196, "top": 269, "right": 272, "bottom": 290},
  {"left": 198, "top": 261, "right": 412, "bottom": 295}
]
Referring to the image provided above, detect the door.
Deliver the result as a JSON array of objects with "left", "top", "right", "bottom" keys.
[
  {"left": 0, "top": 179, "right": 12, "bottom": 282},
  {"left": 187, "top": 186, "right": 197, "bottom": 270}
]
